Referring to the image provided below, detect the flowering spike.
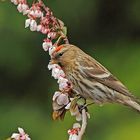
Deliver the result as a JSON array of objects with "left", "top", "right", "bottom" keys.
[{"left": 9, "top": 0, "right": 89, "bottom": 140}]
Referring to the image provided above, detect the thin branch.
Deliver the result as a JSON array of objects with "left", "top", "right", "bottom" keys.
[{"left": 77, "top": 109, "right": 87, "bottom": 140}]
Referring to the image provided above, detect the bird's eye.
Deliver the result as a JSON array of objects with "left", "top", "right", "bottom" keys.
[{"left": 59, "top": 52, "right": 63, "bottom": 57}]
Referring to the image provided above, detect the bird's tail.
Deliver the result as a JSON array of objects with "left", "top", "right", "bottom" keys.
[
  {"left": 116, "top": 93, "right": 140, "bottom": 113},
  {"left": 124, "top": 98, "right": 140, "bottom": 113}
]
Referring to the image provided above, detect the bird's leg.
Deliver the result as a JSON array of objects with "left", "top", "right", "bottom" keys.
[
  {"left": 76, "top": 97, "right": 87, "bottom": 113},
  {"left": 84, "top": 102, "right": 94, "bottom": 107},
  {"left": 71, "top": 95, "right": 94, "bottom": 113},
  {"left": 78, "top": 101, "right": 94, "bottom": 113}
]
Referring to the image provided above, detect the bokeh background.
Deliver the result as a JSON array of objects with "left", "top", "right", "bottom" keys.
[{"left": 0, "top": 0, "right": 140, "bottom": 140}]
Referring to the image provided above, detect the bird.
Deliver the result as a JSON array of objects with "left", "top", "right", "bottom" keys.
[{"left": 51, "top": 44, "right": 140, "bottom": 113}]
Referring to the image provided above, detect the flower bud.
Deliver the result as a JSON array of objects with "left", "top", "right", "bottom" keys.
[
  {"left": 25, "top": 19, "right": 31, "bottom": 28},
  {"left": 37, "top": 25, "right": 42, "bottom": 32},
  {"left": 30, "top": 20, "right": 37, "bottom": 31},
  {"left": 49, "top": 46, "right": 55, "bottom": 55},
  {"left": 22, "top": 4, "right": 29, "bottom": 12},
  {"left": 35, "top": 10, "right": 42, "bottom": 18},
  {"left": 11, "top": 0, "right": 18, "bottom": 5},
  {"left": 23, "top": 9, "right": 30, "bottom": 15},
  {"left": 48, "top": 32, "right": 57, "bottom": 39},
  {"left": 29, "top": 10, "right": 35, "bottom": 17},
  {"left": 52, "top": 91, "right": 61, "bottom": 101},
  {"left": 17, "top": 3, "right": 22, "bottom": 13},
  {"left": 42, "top": 41, "right": 52, "bottom": 51},
  {"left": 56, "top": 93, "right": 69, "bottom": 106}
]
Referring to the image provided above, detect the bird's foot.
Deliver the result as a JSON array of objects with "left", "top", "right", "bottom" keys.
[{"left": 78, "top": 102, "right": 94, "bottom": 113}]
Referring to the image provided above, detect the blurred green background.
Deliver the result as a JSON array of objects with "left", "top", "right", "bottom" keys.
[{"left": 0, "top": 0, "right": 140, "bottom": 140}]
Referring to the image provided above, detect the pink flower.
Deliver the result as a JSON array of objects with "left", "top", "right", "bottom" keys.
[
  {"left": 59, "top": 81, "right": 69, "bottom": 91},
  {"left": 42, "top": 40, "right": 52, "bottom": 51},
  {"left": 57, "top": 93, "right": 69, "bottom": 105},
  {"left": 49, "top": 46, "right": 56, "bottom": 56},
  {"left": 68, "top": 123, "right": 81, "bottom": 140},
  {"left": 11, "top": 127, "right": 31, "bottom": 140},
  {"left": 52, "top": 67, "right": 60, "bottom": 79},
  {"left": 34, "top": 10, "right": 43, "bottom": 18},
  {"left": 11, "top": 0, "right": 18, "bottom": 5},
  {"left": 18, "top": 0, "right": 25, "bottom": 3},
  {"left": 53, "top": 91, "right": 61, "bottom": 101},
  {"left": 57, "top": 77, "right": 68, "bottom": 84},
  {"left": 17, "top": 3, "right": 29, "bottom": 13},
  {"left": 27, "top": 3, "right": 43, "bottom": 19},
  {"left": 17, "top": 3, "right": 22, "bottom": 13},
  {"left": 25, "top": 19, "right": 31, "bottom": 28},
  {"left": 53, "top": 91, "right": 69, "bottom": 106},
  {"left": 37, "top": 25, "right": 42, "bottom": 32},
  {"left": 41, "top": 27, "right": 50, "bottom": 34},
  {"left": 30, "top": 19, "right": 37, "bottom": 31},
  {"left": 52, "top": 68, "right": 65, "bottom": 79},
  {"left": 57, "top": 69, "right": 65, "bottom": 77},
  {"left": 22, "top": 4, "right": 29, "bottom": 12},
  {"left": 48, "top": 63, "right": 59, "bottom": 70},
  {"left": 23, "top": 9, "right": 30, "bottom": 15},
  {"left": 29, "top": 10, "right": 35, "bottom": 17},
  {"left": 58, "top": 77, "right": 69, "bottom": 90},
  {"left": 48, "top": 32, "right": 57, "bottom": 39},
  {"left": 25, "top": 19, "right": 37, "bottom": 31}
]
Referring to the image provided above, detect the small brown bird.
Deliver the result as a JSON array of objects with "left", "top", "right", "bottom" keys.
[{"left": 51, "top": 44, "right": 140, "bottom": 112}]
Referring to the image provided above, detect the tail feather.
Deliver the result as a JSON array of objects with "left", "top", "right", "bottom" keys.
[
  {"left": 125, "top": 99, "right": 140, "bottom": 113},
  {"left": 116, "top": 92, "right": 140, "bottom": 113}
]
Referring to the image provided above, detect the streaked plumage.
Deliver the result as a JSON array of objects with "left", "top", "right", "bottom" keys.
[{"left": 51, "top": 44, "right": 140, "bottom": 112}]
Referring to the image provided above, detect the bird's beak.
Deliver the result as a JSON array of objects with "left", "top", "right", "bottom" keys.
[{"left": 50, "top": 59, "right": 57, "bottom": 64}]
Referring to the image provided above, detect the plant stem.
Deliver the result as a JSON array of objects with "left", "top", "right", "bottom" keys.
[{"left": 77, "top": 109, "right": 87, "bottom": 140}]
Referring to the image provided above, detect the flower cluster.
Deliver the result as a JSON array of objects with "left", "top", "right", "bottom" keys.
[
  {"left": 10, "top": 0, "right": 89, "bottom": 139},
  {"left": 11, "top": 127, "right": 31, "bottom": 140},
  {"left": 11, "top": 0, "right": 67, "bottom": 53},
  {"left": 48, "top": 64, "right": 71, "bottom": 91},
  {"left": 10, "top": 0, "right": 83, "bottom": 126},
  {"left": 53, "top": 91, "right": 69, "bottom": 106},
  {"left": 10, "top": 0, "right": 69, "bottom": 95},
  {"left": 68, "top": 123, "right": 81, "bottom": 140},
  {"left": 48, "top": 61, "right": 71, "bottom": 120}
]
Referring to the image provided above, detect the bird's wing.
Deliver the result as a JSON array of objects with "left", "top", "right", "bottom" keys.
[{"left": 80, "top": 58, "right": 132, "bottom": 97}]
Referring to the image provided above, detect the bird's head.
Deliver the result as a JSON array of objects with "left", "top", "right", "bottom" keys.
[{"left": 51, "top": 44, "right": 79, "bottom": 68}]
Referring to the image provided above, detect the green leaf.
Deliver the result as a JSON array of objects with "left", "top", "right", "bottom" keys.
[{"left": 62, "top": 26, "right": 67, "bottom": 36}]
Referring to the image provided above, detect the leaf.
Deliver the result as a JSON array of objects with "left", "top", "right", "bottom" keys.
[{"left": 62, "top": 26, "right": 67, "bottom": 36}]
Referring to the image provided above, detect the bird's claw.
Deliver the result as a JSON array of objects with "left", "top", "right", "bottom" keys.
[
  {"left": 78, "top": 102, "right": 94, "bottom": 113},
  {"left": 78, "top": 105, "right": 88, "bottom": 113}
]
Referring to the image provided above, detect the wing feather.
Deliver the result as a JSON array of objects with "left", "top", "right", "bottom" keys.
[{"left": 79, "top": 56, "right": 133, "bottom": 97}]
